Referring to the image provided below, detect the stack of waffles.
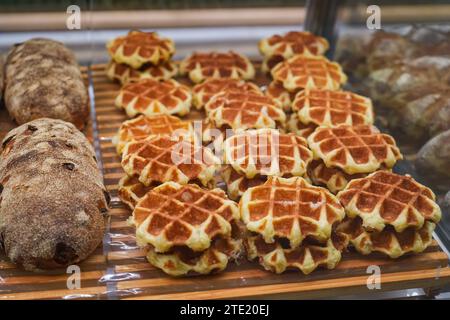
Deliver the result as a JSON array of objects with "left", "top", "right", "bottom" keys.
[
  {"left": 106, "top": 30, "right": 177, "bottom": 84},
  {"left": 240, "top": 176, "right": 349, "bottom": 274},
  {"left": 106, "top": 30, "right": 443, "bottom": 277},
  {"left": 221, "top": 128, "right": 313, "bottom": 200},
  {"left": 336, "top": 171, "right": 441, "bottom": 258}
]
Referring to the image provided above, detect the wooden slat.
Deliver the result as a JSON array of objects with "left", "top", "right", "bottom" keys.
[{"left": 90, "top": 63, "right": 450, "bottom": 300}]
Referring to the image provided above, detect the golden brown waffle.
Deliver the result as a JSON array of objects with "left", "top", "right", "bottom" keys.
[
  {"left": 221, "top": 165, "right": 267, "bottom": 201},
  {"left": 265, "top": 81, "right": 297, "bottom": 111},
  {"left": 337, "top": 171, "right": 442, "bottom": 233},
  {"left": 147, "top": 237, "right": 243, "bottom": 276},
  {"left": 307, "top": 160, "right": 366, "bottom": 194},
  {"left": 113, "top": 114, "right": 193, "bottom": 154},
  {"left": 121, "top": 135, "right": 220, "bottom": 187},
  {"left": 259, "top": 31, "right": 329, "bottom": 65},
  {"left": 271, "top": 55, "right": 347, "bottom": 92},
  {"left": 180, "top": 51, "right": 255, "bottom": 83},
  {"left": 131, "top": 182, "right": 240, "bottom": 253},
  {"left": 205, "top": 91, "right": 286, "bottom": 130},
  {"left": 245, "top": 231, "right": 348, "bottom": 274},
  {"left": 107, "top": 31, "right": 175, "bottom": 68},
  {"left": 336, "top": 217, "right": 435, "bottom": 258},
  {"left": 308, "top": 125, "right": 402, "bottom": 175},
  {"left": 115, "top": 79, "right": 191, "bottom": 118},
  {"left": 223, "top": 129, "right": 313, "bottom": 178},
  {"left": 192, "top": 78, "right": 262, "bottom": 110},
  {"left": 285, "top": 114, "right": 316, "bottom": 139},
  {"left": 240, "top": 176, "right": 345, "bottom": 248},
  {"left": 292, "top": 89, "right": 374, "bottom": 127},
  {"left": 118, "top": 175, "right": 153, "bottom": 210},
  {"left": 106, "top": 60, "right": 178, "bottom": 84}
]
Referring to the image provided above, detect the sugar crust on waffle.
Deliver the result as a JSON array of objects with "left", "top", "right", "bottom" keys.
[
  {"left": 292, "top": 89, "right": 374, "bottom": 127},
  {"left": 115, "top": 79, "right": 191, "bottom": 118},
  {"left": 205, "top": 91, "right": 286, "bottom": 130},
  {"left": 112, "top": 114, "right": 193, "bottom": 154},
  {"left": 192, "top": 78, "right": 262, "bottom": 110},
  {"left": 337, "top": 171, "right": 441, "bottom": 233},
  {"left": 180, "top": 51, "right": 255, "bottom": 83},
  {"left": 259, "top": 31, "right": 329, "bottom": 61},
  {"left": 223, "top": 128, "right": 313, "bottom": 179},
  {"left": 307, "top": 125, "right": 402, "bottom": 175},
  {"left": 107, "top": 31, "right": 175, "bottom": 68},
  {"left": 130, "top": 181, "right": 239, "bottom": 253},
  {"left": 239, "top": 176, "right": 346, "bottom": 248},
  {"left": 121, "top": 135, "right": 220, "bottom": 187},
  {"left": 271, "top": 54, "right": 347, "bottom": 92}
]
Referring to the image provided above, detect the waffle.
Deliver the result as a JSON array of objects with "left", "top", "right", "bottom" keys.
[
  {"left": 337, "top": 171, "right": 442, "bottom": 233},
  {"left": 261, "top": 55, "right": 286, "bottom": 74},
  {"left": 106, "top": 60, "right": 178, "bottom": 84},
  {"left": 118, "top": 175, "right": 153, "bottom": 210},
  {"left": 221, "top": 165, "right": 267, "bottom": 201},
  {"left": 285, "top": 114, "right": 317, "bottom": 139},
  {"left": 245, "top": 231, "right": 348, "bottom": 274},
  {"left": 113, "top": 114, "right": 193, "bottom": 154},
  {"left": 147, "top": 237, "right": 242, "bottom": 276},
  {"left": 115, "top": 79, "right": 191, "bottom": 118},
  {"left": 223, "top": 129, "right": 313, "bottom": 179},
  {"left": 259, "top": 31, "right": 329, "bottom": 63},
  {"left": 308, "top": 125, "right": 402, "bottom": 175},
  {"left": 205, "top": 91, "right": 286, "bottom": 130},
  {"left": 131, "top": 181, "right": 240, "bottom": 253},
  {"left": 107, "top": 31, "right": 175, "bottom": 68},
  {"left": 307, "top": 160, "right": 366, "bottom": 194},
  {"left": 271, "top": 55, "right": 347, "bottom": 92},
  {"left": 292, "top": 89, "right": 374, "bottom": 127},
  {"left": 265, "top": 81, "right": 297, "bottom": 111},
  {"left": 240, "top": 176, "right": 345, "bottom": 248},
  {"left": 336, "top": 217, "right": 435, "bottom": 258},
  {"left": 192, "top": 78, "right": 262, "bottom": 110},
  {"left": 121, "top": 135, "right": 220, "bottom": 187},
  {"left": 180, "top": 51, "right": 255, "bottom": 83}
]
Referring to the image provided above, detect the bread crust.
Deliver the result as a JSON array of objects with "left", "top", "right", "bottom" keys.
[
  {"left": 0, "top": 118, "right": 109, "bottom": 271},
  {"left": 4, "top": 39, "right": 88, "bottom": 129}
]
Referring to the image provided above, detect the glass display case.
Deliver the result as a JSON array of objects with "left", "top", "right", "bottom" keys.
[{"left": 0, "top": 0, "right": 449, "bottom": 300}]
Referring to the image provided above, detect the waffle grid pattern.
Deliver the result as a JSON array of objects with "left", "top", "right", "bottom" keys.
[
  {"left": 132, "top": 182, "right": 239, "bottom": 253},
  {"left": 293, "top": 89, "right": 374, "bottom": 127},
  {"left": 271, "top": 55, "right": 347, "bottom": 92},
  {"left": 121, "top": 136, "right": 219, "bottom": 186},
  {"left": 205, "top": 91, "right": 286, "bottom": 130},
  {"left": 308, "top": 125, "right": 402, "bottom": 174},
  {"left": 180, "top": 51, "right": 255, "bottom": 83},
  {"left": 240, "top": 177, "right": 345, "bottom": 249},
  {"left": 224, "top": 129, "right": 312, "bottom": 178},
  {"left": 115, "top": 79, "right": 191, "bottom": 118}
]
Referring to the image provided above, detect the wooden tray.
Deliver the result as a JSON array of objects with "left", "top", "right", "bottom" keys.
[{"left": 90, "top": 63, "right": 450, "bottom": 300}]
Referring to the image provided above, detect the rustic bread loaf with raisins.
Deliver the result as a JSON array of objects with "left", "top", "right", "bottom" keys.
[
  {"left": 0, "top": 118, "right": 109, "bottom": 271},
  {"left": 4, "top": 38, "right": 89, "bottom": 129}
]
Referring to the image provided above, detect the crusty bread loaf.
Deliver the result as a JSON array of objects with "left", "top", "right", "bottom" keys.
[
  {"left": 4, "top": 39, "right": 89, "bottom": 129},
  {"left": 0, "top": 118, "right": 109, "bottom": 271},
  {"left": 0, "top": 54, "right": 4, "bottom": 102}
]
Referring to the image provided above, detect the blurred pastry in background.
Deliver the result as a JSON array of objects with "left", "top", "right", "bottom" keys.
[{"left": 416, "top": 129, "right": 450, "bottom": 179}]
